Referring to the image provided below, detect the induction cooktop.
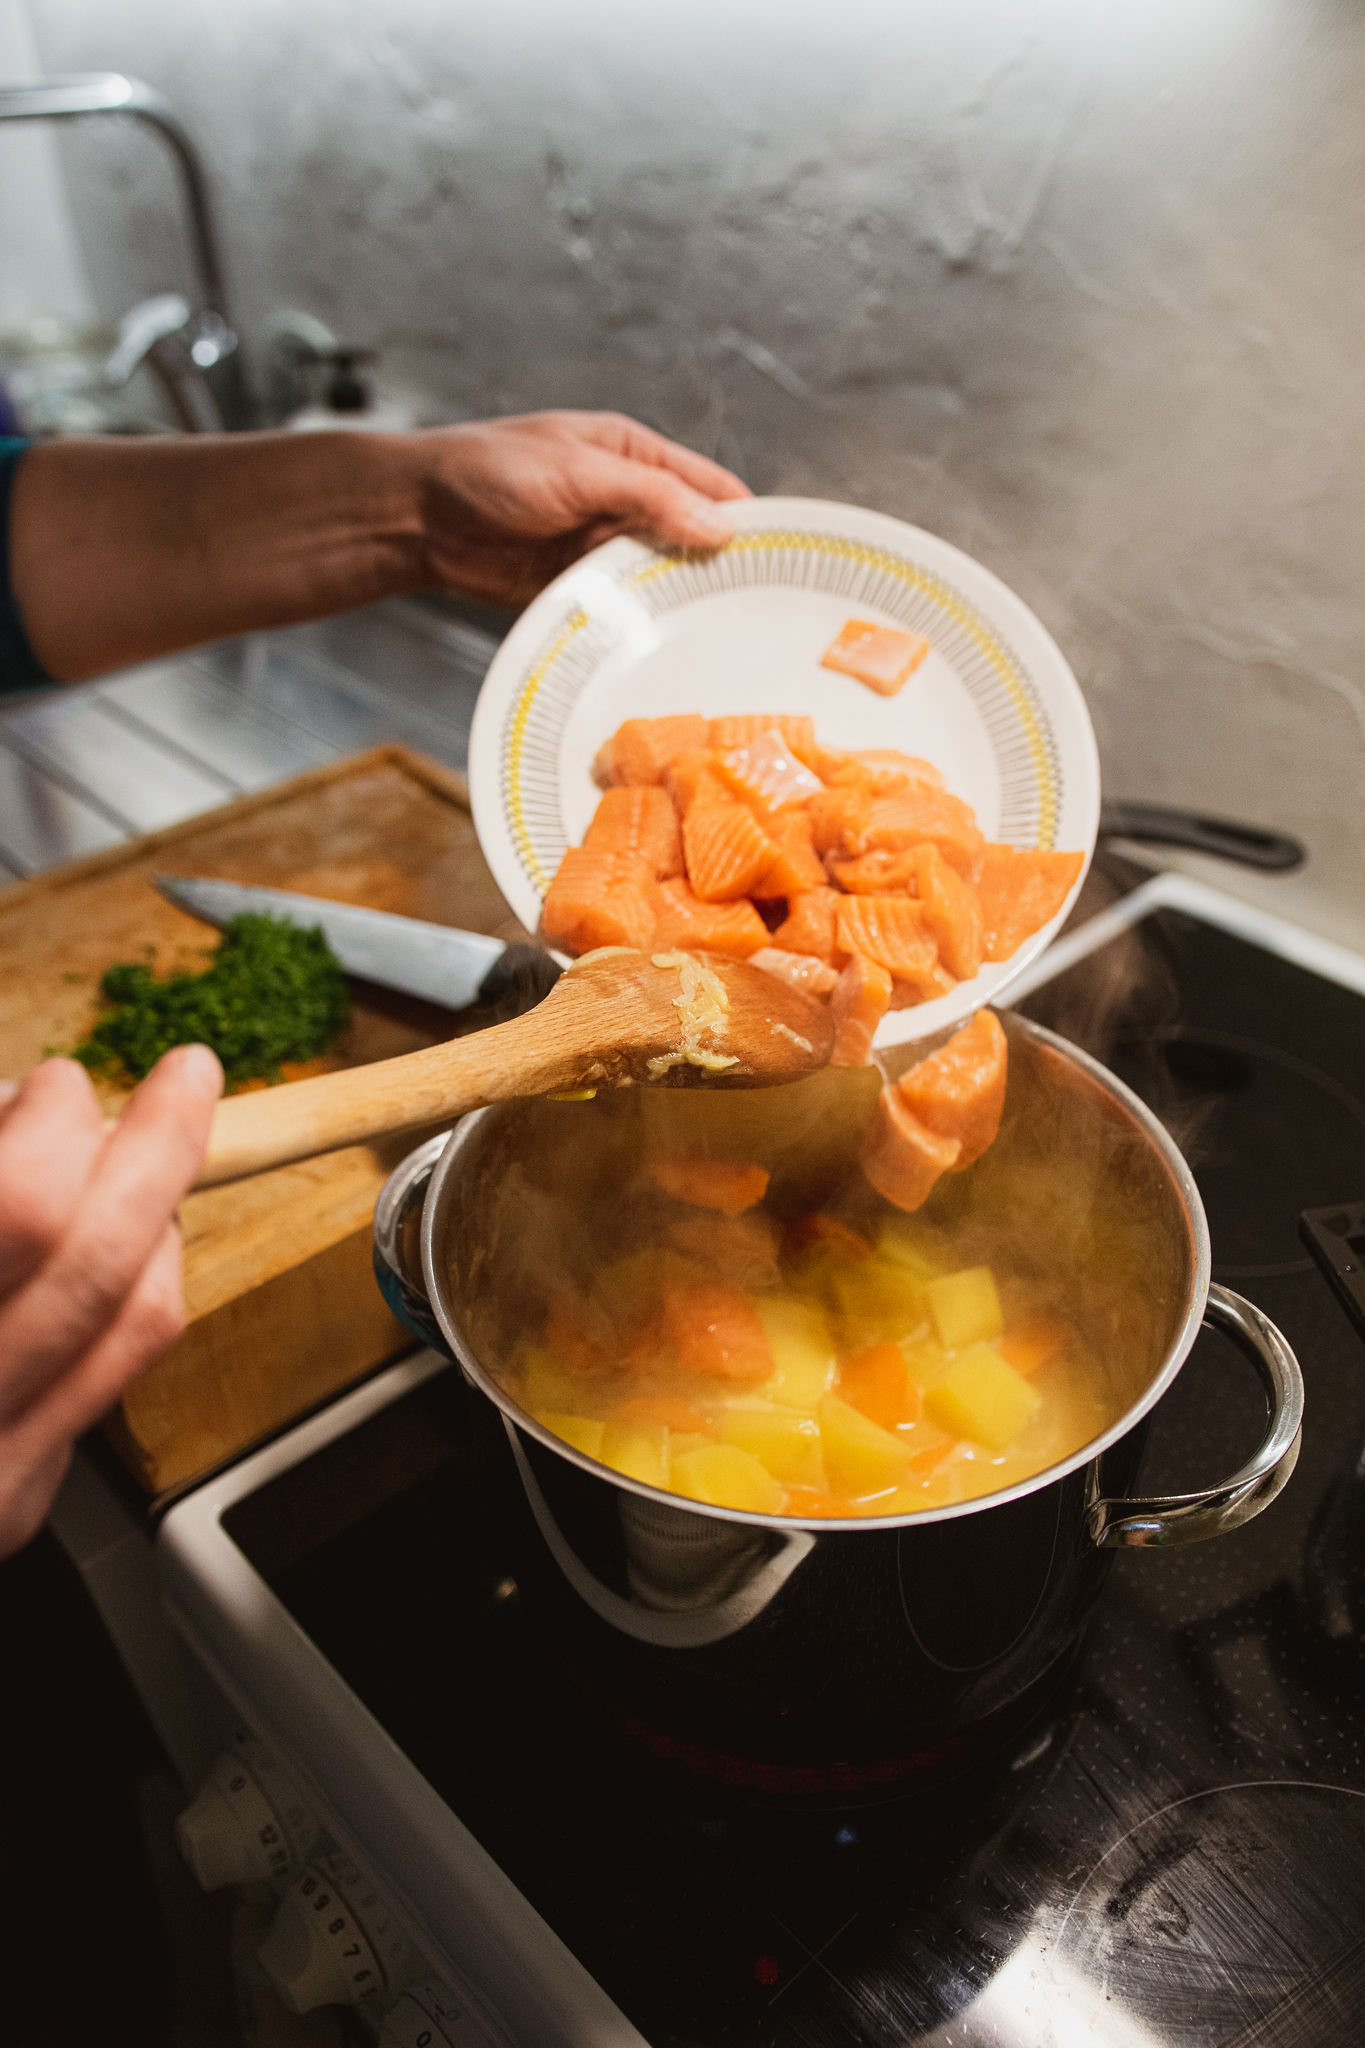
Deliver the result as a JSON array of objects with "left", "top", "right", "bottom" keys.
[{"left": 163, "top": 871, "right": 1365, "bottom": 2047}]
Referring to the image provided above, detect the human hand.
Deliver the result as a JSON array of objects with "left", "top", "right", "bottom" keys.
[
  {"left": 0, "top": 1044, "right": 223, "bottom": 1558},
  {"left": 414, "top": 410, "right": 751, "bottom": 607}
]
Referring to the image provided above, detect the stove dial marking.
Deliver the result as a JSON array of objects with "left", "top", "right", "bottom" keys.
[
  {"left": 379, "top": 1977, "right": 515, "bottom": 2048},
  {"left": 257, "top": 1851, "right": 410, "bottom": 2014},
  {"left": 175, "top": 1744, "right": 312, "bottom": 1890}
]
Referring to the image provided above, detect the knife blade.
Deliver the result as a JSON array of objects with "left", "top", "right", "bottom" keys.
[{"left": 154, "top": 875, "right": 562, "bottom": 1014}]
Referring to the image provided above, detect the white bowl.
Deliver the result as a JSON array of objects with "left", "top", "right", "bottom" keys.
[{"left": 468, "top": 495, "right": 1100, "bottom": 1049}]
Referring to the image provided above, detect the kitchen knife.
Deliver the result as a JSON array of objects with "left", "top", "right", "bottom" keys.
[{"left": 154, "top": 874, "right": 563, "bottom": 1014}]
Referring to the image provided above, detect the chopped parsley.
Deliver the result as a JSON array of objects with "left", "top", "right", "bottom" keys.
[{"left": 74, "top": 913, "right": 350, "bottom": 1087}]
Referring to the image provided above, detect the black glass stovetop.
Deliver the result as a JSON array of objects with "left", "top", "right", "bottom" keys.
[{"left": 225, "top": 898, "right": 1365, "bottom": 2047}]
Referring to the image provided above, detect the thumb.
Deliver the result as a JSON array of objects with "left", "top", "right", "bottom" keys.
[{"left": 568, "top": 449, "right": 736, "bottom": 549}]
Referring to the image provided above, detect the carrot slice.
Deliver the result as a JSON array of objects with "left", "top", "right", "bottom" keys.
[
  {"left": 648, "top": 1156, "right": 771, "bottom": 1215},
  {"left": 997, "top": 1316, "right": 1068, "bottom": 1377},
  {"left": 683, "top": 796, "right": 775, "bottom": 902},
  {"left": 860, "top": 1086, "right": 962, "bottom": 1210},
  {"left": 770, "top": 886, "right": 842, "bottom": 962},
  {"left": 782, "top": 1486, "right": 858, "bottom": 1519},
  {"left": 839, "top": 1342, "right": 920, "bottom": 1430},
  {"left": 907, "top": 1438, "right": 958, "bottom": 1475},
  {"left": 756, "top": 811, "right": 827, "bottom": 897},
  {"left": 594, "top": 714, "right": 708, "bottom": 787},
  {"left": 652, "top": 878, "right": 769, "bottom": 958},
  {"left": 750, "top": 946, "right": 840, "bottom": 996},
  {"left": 825, "top": 848, "right": 922, "bottom": 895},
  {"left": 789, "top": 1213, "right": 875, "bottom": 1261},
  {"left": 665, "top": 747, "right": 728, "bottom": 819},
  {"left": 541, "top": 847, "right": 657, "bottom": 955},
  {"left": 896, "top": 1009, "right": 1008, "bottom": 1168},
  {"left": 707, "top": 713, "right": 817, "bottom": 761},
  {"left": 976, "top": 844, "right": 1084, "bottom": 962},
  {"left": 828, "top": 951, "right": 893, "bottom": 1066},
  {"left": 905, "top": 844, "right": 983, "bottom": 980},
  {"left": 834, "top": 897, "right": 940, "bottom": 987},
  {"left": 716, "top": 730, "right": 824, "bottom": 815},
  {"left": 660, "top": 1282, "right": 774, "bottom": 1384},
  {"left": 820, "top": 619, "right": 932, "bottom": 697},
  {"left": 583, "top": 786, "right": 683, "bottom": 879}
]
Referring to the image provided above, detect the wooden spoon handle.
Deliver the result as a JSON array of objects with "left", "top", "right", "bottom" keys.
[{"left": 196, "top": 1009, "right": 588, "bottom": 1187}]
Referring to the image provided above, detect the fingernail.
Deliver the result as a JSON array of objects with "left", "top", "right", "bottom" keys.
[
  {"left": 687, "top": 503, "right": 735, "bottom": 546},
  {"left": 171, "top": 1043, "right": 224, "bottom": 1099}
]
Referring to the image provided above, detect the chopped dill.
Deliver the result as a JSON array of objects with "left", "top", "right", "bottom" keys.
[{"left": 74, "top": 913, "right": 350, "bottom": 1087}]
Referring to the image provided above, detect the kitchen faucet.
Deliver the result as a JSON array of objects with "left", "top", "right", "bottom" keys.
[{"left": 0, "top": 72, "right": 250, "bottom": 429}]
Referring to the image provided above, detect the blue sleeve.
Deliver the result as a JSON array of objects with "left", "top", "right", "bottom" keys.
[{"left": 0, "top": 438, "right": 52, "bottom": 692}]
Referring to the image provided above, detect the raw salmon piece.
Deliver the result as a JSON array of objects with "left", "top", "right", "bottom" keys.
[
  {"left": 750, "top": 946, "right": 841, "bottom": 997},
  {"left": 770, "top": 886, "right": 842, "bottom": 961},
  {"left": 707, "top": 713, "right": 817, "bottom": 762},
  {"left": 583, "top": 786, "right": 683, "bottom": 878},
  {"left": 665, "top": 747, "right": 728, "bottom": 818},
  {"left": 820, "top": 618, "right": 932, "bottom": 696},
  {"left": 789, "top": 1213, "right": 875, "bottom": 1261},
  {"left": 648, "top": 1156, "right": 771, "bottom": 1214},
  {"left": 825, "top": 847, "right": 922, "bottom": 895},
  {"left": 906, "top": 844, "right": 983, "bottom": 980},
  {"left": 808, "top": 785, "right": 876, "bottom": 854},
  {"left": 756, "top": 811, "right": 827, "bottom": 897},
  {"left": 541, "top": 847, "right": 657, "bottom": 955},
  {"left": 683, "top": 796, "right": 774, "bottom": 902},
  {"left": 887, "top": 964, "right": 957, "bottom": 1008},
  {"left": 665, "top": 1211, "right": 782, "bottom": 1292},
  {"left": 660, "top": 1280, "right": 774, "bottom": 1384},
  {"left": 824, "top": 749, "right": 945, "bottom": 794},
  {"left": 860, "top": 1085, "right": 962, "bottom": 1211},
  {"left": 860, "top": 789, "right": 985, "bottom": 880},
  {"left": 828, "top": 952, "right": 894, "bottom": 1066},
  {"left": 834, "top": 896, "right": 940, "bottom": 985},
  {"left": 896, "top": 1008, "right": 1008, "bottom": 1168},
  {"left": 652, "top": 878, "right": 769, "bottom": 957},
  {"left": 594, "top": 714, "right": 709, "bottom": 787},
  {"left": 976, "top": 843, "right": 1084, "bottom": 961},
  {"left": 716, "top": 730, "right": 824, "bottom": 815}
]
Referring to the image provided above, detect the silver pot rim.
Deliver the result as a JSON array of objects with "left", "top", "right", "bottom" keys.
[{"left": 414, "top": 1010, "right": 1214, "bottom": 1534}]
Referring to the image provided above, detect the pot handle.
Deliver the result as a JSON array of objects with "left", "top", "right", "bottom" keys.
[
  {"left": 1098, "top": 801, "right": 1305, "bottom": 873},
  {"left": 372, "top": 1130, "right": 453, "bottom": 1357},
  {"left": 1087, "top": 1283, "right": 1304, "bottom": 1548}
]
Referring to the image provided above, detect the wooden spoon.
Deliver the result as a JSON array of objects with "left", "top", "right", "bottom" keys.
[{"left": 195, "top": 948, "right": 835, "bottom": 1188}]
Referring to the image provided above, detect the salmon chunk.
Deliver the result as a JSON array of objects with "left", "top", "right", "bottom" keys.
[
  {"left": 860, "top": 1087, "right": 962, "bottom": 1210},
  {"left": 648, "top": 1156, "right": 771, "bottom": 1214},
  {"left": 825, "top": 848, "right": 922, "bottom": 895},
  {"left": 828, "top": 952, "right": 894, "bottom": 1066},
  {"left": 750, "top": 947, "right": 841, "bottom": 997},
  {"left": 896, "top": 1009, "right": 1008, "bottom": 1168},
  {"left": 661, "top": 1281, "right": 774, "bottom": 1384},
  {"left": 665, "top": 747, "right": 728, "bottom": 818},
  {"left": 976, "top": 844, "right": 1084, "bottom": 961},
  {"left": 542, "top": 847, "right": 657, "bottom": 954},
  {"left": 683, "top": 796, "right": 775, "bottom": 902},
  {"left": 583, "top": 786, "right": 683, "bottom": 878},
  {"left": 756, "top": 812, "right": 827, "bottom": 897},
  {"left": 717, "top": 729, "right": 824, "bottom": 816},
  {"left": 807, "top": 786, "right": 877, "bottom": 855},
  {"left": 823, "top": 749, "right": 946, "bottom": 794},
  {"left": 708, "top": 713, "right": 817, "bottom": 762},
  {"left": 652, "top": 878, "right": 768, "bottom": 957},
  {"left": 859, "top": 789, "right": 985, "bottom": 880},
  {"left": 770, "top": 886, "right": 842, "bottom": 961},
  {"left": 820, "top": 618, "right": 932, "bottom": 697},
  {"left": 906, "top": 844, "right": 983, "bottom": 980},
  {"left": 834, "top": 896, "right": 939, "bottom": 987},
  {"left": 595, "top": 714, "right": 708, "bottom": 787}
]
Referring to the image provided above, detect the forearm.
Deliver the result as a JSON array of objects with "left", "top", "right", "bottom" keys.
[{"left": 9, "top": 431, "right": 430, "bottom": 681}]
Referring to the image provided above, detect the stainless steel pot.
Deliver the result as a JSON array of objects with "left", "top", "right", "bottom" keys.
[{"left": 373, "top": 1013, "right": 1303, "bottom": 1792}]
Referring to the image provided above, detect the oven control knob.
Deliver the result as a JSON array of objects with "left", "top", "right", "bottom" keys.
[
  {"left": 175, "top": 1743, "right": 314, "bottom": 1890},
  {"left": 258, "top": 1852, "right": 406, "bottom": 2013},
  {"left": 379, "top": 1977, "right": 514, "bottom": 2048}
]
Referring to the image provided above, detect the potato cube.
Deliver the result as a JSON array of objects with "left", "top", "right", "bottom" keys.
[
  {"left": 520, "top": 1347, "right": 593, "bottom": 1415},
  {"left": 818, "top": 1393, "right": 911, "bottom": 1496},
  {"left": 599, "top": 1417, "right": 670, "bottom": 1489},
  {"left": 753, "top": 1298, "right": 837, "bottom": 1409},
  {"left": 720, "top": 1404, "right": 825, "bottom": 1486},
  {"left": 671, "top": 1442, "right": 786, "bottom": 1515},
  {"left": 922, "top": 1343, "right": 1042, "bottom": 1450},
  {"left": 533, "top": 1411, "right": 606, "bottom": 1460},
  {"left": 925, "top": 1267, "right": 1003, "bottom": 1351},
  {"left": 828, "top": 1256, "right": 926, "bottom": 1344},
  {"left": 875, "top": 1221, "right": 943, "bottom": 1281}
]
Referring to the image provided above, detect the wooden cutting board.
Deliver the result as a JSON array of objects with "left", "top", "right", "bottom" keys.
[{"left": 0, "top": 745, "right": 532, "bottom": 1500}]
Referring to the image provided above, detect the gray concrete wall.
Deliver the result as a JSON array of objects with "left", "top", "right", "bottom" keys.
[{"left": 24, "top": 0, "right": 1365, "bottom": 946}]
